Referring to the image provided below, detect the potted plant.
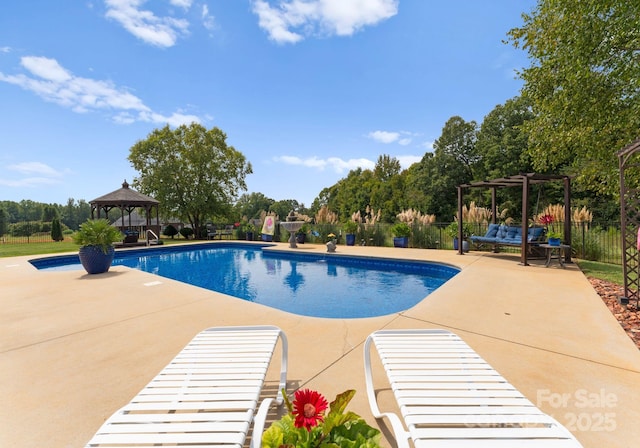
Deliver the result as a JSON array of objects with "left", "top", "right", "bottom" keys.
[
  {"left": 343, "top": 220, "right": 358, "bottom": 246},
  {"left": 391, "top": 222, "right": 411, "bottom": 248},
  {"left": 243, "top": 222, "right": 255, "bottom": 241},
  {"left": 72, "top": 218, "right": 123, "bottom": 274},
  {"left": 539, "top": 214, "right": 562, "bottom": 246},
  {"left": 446, "top": 222, "right": 472, "bottom": 252},
  {"left": 296, "top": 223, "right": 310, "bottom": 244}
]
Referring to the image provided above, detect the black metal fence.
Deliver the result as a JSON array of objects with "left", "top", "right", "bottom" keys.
[{"left": 1, "top": 220, "right": 624, "bottom": 265}]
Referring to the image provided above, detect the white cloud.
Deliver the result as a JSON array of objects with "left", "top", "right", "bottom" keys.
[
  {"left": 396, "top": 155, "right": 421, "bottom": 168},
  {"left": 104, "top": 0, "right": 190, "bottom": 47},
  {"left": 251, "top": 0, "right": 398, "bottom": 44},
  {"left": 275, "top": 155, "right": 375, "bottom": 173},
  {"left": 170, "top": 0, "right": 192, "bottom": 9},
  {"left": 0, "top": 55, "right": 201, "bottom": 126},
  {"left": 0, "top": 162, "right": 67, "bottom": 188},
  {"left": 274, "top": 152, "right": 421, "bottom": 175},
  {"left": 8, "top": 162, "right": 63, "bottom": 177},
  {"left": 368, "top": 130, "right": 399, "bottom": 143},
  {"left": 1, "top": 46, "right": 12, "bottom": 53},
  {"left": 368, "top": 130, "right": 417, "bottom": 146},
  {"left": 201, "top": 4, "right": 215, "bottom": 30}
]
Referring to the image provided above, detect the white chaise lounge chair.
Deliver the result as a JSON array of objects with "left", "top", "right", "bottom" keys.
[
  {"left": 364, "top": 329, "right": 583, "bottom": 448},
  {"left": 85, "top": 325, "right": 288, "bottom": 448}
]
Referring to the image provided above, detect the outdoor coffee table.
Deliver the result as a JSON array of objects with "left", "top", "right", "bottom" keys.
[{"left": 540, "top": 243, "right": 570, "bottom": 268}]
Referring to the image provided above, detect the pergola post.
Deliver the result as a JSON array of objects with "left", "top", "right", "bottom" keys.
[
  {"left": 563, "top": 177, "right": 572, "bottom": 264},
  {"left": 521, "top": 175, "right": 530, "bottom": 266},
  {"left": 457, "top": 185, "right": 464, "bottom": 255}
]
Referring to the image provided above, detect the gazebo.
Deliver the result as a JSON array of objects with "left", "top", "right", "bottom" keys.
[
  {"left": 457, "top": 173, "right": 572, "bottom": 266},
  {"left": 90, "top": 180, "right": 161, "bottom": 242}
]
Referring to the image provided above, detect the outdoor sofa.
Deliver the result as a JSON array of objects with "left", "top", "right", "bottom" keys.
[{"left": 470, "top": 223, "right": 546, "bottom": 250}]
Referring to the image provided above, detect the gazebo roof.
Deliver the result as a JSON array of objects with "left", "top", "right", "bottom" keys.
[{"left": 90, "top": 180, "right": 158, "bottom": 206}]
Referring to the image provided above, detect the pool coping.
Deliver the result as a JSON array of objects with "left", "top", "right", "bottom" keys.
[{"left": 2, "top": 241, "right": 640, "bottom": 447}]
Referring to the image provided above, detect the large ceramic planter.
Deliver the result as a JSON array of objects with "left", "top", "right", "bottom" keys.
[
  {"left": 345, "top": 234, "right": 356, "bottom": 246},
  {"left": 78, "top": 245, "right": 115, "bottom": 274},
  {"left": 393, "top": 236, "right": 409, "bottom": 248},
  {"left": 295, "top": 233, "right": 306, "bottom": 244},
  {"left": 246, "top": 232, "right": 254, "bottom": 241},
  {"left": 261, "top": 234, "right": 273, "bottom": 242},
  {"left": 453, "top": 238, "right": 469, "bottom": 252}
]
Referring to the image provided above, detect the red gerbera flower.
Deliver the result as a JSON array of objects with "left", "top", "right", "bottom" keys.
[
  {"left": 539, "top": 214, "right": 554, "bottom": 225},
  {"left": 292, "top": 388, "right": 328, "bottom": 431}
]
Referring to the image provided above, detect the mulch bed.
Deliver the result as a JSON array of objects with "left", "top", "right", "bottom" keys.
[{"left": 589, "top": 278, "right": 640, "bottom": 350}]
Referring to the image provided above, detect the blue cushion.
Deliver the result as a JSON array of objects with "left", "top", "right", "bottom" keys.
[
  {"left": 498, "top": 225, "right": 508, "bottom": 239},
  {"left": 484, "top": 223, "right": 499, "bottom": 238},
  {"left": 506, "top": 226, "right": 520, "bottom": 239},
  {"left": 528, "top": 227, "right": 545, "bottom": 242}
]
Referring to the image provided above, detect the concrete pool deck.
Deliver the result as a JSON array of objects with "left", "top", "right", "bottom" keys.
[{"left": 2, "top": 241, "right": 640, "bottom": 447}]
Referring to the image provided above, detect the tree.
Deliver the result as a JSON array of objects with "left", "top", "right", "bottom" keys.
[
  {"left": 474, "top": 96, "right": 536, "bottom": 209},
  {"left": 128, "top": 123, "right": 252, "bottom": 237},
  {"left": 269, "top": 199, "right": 300, "bottom": 221},
  {"left": 51, "top": 217, "right": 64, "bottom": 242},
  {"left": 234, "top": 192, "right": 275, "bottom": 220},
  {"left": 507, "top": 0, "right": 640, "bottom": 196},
  {"left": 0, "top": 208, "right": 7, "bottom": 236},
  {"left": 433, "top": 116, "right": 479, "bottom": 179},
  {"left": 42, "top": 204, "right": 58, "bottom": 222}
]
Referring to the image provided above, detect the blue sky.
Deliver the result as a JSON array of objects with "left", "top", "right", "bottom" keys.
[{"left": 0, "top": 0, "right": 535, "bottom": 207}]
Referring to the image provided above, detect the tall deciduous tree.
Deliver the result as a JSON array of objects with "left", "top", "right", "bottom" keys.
[
  {"left": 234, "top": 192, "right": 275, "bottom": 220},
  {"left": 508, "top": 0, "right": 640, "bottom": 196},
  {"left": 129, "top": 123, "right": 252, "bottom": 237}
]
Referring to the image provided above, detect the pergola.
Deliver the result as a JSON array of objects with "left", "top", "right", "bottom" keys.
[
  {"left": 90, "top": 180, "right": 161, "bottom": 239},
  {"left": 618, "top": 138, "right": 640, "bottom": 306},
  {"left": 457, "top": 173, "right": 572, "bottom": 266}
]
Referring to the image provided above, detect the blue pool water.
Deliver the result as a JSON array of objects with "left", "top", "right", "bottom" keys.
[{"left": 30, "top": 244, "right": 459, "bottom": 319}]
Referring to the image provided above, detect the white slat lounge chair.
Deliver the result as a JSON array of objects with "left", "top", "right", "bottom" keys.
[
  {"left": 364, "top": 329, "right": 583, "bottom": 448},
  {"left": 85, "top": 325, "right": 288, "bottom": 448}
]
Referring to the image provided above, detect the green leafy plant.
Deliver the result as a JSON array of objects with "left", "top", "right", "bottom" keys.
[
  {"left": 262, "top": 389, "right": 382, "bottom": 448},
  {"left": 343, "top": 220, "right": 358, "bottom": 234},
  {"left": 297, "top": 223, "right": 310, "bottom": 234},
  {"left": 391, "top": 222, "right": 411, "bottom": 238},
  {"left": 445, "top": 222, "right": 472, "bottom": 239},
  {"left": 72, "top": 219, "right": 123, "bottom": 254},
  {"left": 179, "top": 227, "right": 194, "bottom": 239}
]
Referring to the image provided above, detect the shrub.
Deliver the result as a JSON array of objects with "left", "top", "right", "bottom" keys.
[
  {"left": 51, "top": 218, "right": 64, "bottom": 242},
  {"left": 179, "top": 227, "right": 194, "bottom": 239},
  {"left": 163, "top": 224, "right": 179, "bottom": 238},
  {"left": 391, "top": 222, "right": 411, "bottom": 237}
]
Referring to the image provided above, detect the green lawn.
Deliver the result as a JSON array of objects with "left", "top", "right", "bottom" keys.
[
  {"left": 574, "top": 259, "right": 623, "bottom": 285},
  {"left": 0, "top": 237, "right": 189, "bottom": 258}
]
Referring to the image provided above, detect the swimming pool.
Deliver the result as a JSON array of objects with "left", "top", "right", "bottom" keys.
[{"left": 30, "top": 243, "right": 460, "bottom": 318}]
